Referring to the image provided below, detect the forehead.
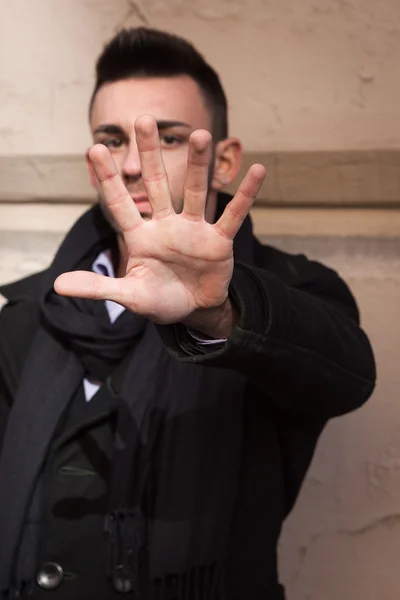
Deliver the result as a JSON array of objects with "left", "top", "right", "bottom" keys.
[{"left": 90, "top": 76, "right": 212, "bottom": 132}]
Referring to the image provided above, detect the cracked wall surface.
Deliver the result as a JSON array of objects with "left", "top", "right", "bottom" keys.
[
  {"left": 1, "top": 1, "right": 400, "bottom": 598},
  {"left": 276, "top": 238, "right": 400, "bottom": 600},
  {"left": 0, "top": 0, "right": 399, "bottom": 155}
]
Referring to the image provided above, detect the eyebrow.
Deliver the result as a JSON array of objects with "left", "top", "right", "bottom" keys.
[
  {"left": 93, "top": 120, "right": 191, "bottom": 136},
  {"left": 93, "top": 124, "right": 125, "bottom": 136},
  {"left": 156, "top": 120, "right": 191, "bottom": 130}
]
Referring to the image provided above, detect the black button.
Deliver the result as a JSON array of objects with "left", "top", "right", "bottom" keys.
[
  {"left": 36, "top": 562, "right": 64, "bottom": 590},
  {"left": 112, "top": 565, "right": 136, "bottom": 594}
]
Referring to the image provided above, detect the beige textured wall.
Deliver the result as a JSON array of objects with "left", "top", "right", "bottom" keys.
[
  {"left": 1, "top": 1, "right": 399, "bottom": 599},
  {"left": 0, "top": 0, "right": 399, "bottom": 155}
]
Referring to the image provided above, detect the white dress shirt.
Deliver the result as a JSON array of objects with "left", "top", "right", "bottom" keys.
[{"left": 83, "top": 251, "right": 226, "bottom": 401}]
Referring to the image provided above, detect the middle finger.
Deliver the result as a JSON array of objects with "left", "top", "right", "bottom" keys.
[{"left": 135, "top": 114, "right": 173, "bottom": 218}]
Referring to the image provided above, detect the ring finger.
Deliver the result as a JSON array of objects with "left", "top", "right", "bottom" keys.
[{"left": 182, "top": 130, "right": 212, "bottom": 221}]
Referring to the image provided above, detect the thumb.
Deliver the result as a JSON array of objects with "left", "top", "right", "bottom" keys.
[{"left": 54, "top": 271, "right": 123, "bottom": 302}]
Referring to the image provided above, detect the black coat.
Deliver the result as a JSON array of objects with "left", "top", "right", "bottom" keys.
[{"left": 0, "top": 237, "right": 376, "bottom": 600}]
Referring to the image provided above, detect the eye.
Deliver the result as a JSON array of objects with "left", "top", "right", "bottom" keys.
[
  {"left": 160, "top": 134, "right": 183, "bottom": 147},
  {"left": 102, "top": 137, "right": 124, "bottom": 149}
]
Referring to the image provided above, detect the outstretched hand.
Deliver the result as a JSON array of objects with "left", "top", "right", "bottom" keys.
[{"left": 54, "top": 115, "right": 265, "bottom": 337}]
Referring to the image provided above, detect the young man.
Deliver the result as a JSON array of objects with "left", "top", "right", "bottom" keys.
[{"left": 0, "top": 28, "right": 375, "bottom": 600}]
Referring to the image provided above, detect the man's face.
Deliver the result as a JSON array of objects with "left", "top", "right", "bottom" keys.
[{"left": 89, "top": 76, "right": 215, "bottom": 222}]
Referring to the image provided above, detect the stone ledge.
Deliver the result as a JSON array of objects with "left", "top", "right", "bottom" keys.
[
  {"left": 0, "top": 203, "right": 399, "bottom": 238},
  {"left": 252, "top": 207, "right": 400, "bottom": 238},
  {"left": 1, "top": 233, "right": 398, "bottom": 292},
  {"left": 1, "top": 149, "right": 400, "bottom": 206}
]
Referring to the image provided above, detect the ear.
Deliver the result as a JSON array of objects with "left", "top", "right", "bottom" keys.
[
  {"left": 210, "top": 137, "right": 242, "bottom": 192},
  {"left": 85, "top": 149, "right": 98, "bottom": 190}
]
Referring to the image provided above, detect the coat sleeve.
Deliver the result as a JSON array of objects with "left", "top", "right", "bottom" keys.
[{"left": 157, "top": 249, "right": 376, "bottom": 420}]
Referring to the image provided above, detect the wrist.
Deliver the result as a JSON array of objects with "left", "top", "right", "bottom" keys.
[{"left": 182, "top": 296, "right": 238, "bottom": 339}]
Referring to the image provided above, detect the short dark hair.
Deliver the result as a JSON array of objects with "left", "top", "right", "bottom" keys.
[{"left": 90, "top": 27, "right": 228, "bottom": 141}]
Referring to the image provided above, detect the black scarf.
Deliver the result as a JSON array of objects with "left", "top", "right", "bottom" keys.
[{"left": 0, "top": 196, "right": 255, "bottom": 598}]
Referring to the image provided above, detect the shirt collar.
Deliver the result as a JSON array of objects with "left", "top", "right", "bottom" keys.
[{"left": 92, "top": 250, "right": 125, "bottom": 324}]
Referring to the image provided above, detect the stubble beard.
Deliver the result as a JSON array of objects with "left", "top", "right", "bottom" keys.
[{"left": 97, "top": 157, "right": 216, "bottom": 232}]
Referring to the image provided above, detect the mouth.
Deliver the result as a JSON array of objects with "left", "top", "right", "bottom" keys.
[{"left": 131, "top": 194, "right": 152, "bottom": 214}]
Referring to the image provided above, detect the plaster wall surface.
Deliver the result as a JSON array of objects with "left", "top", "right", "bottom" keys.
[
  {"left": 0, "top": 1, "right": 399, "bottom": 597},
  {"left": 0, "top": 0, "right": 399, "bottom": 155}
]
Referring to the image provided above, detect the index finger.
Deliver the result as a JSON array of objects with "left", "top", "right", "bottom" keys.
[{"left": 88, "top": 144, "right": 142, "bottom": 233}]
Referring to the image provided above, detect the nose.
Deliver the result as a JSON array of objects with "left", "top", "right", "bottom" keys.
[{"left": 121, "top": 138, "right": 141, "bottom": 180}]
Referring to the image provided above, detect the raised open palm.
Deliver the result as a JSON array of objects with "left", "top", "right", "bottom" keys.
[{"left": 54, "top": 115, "right": 265, "bottom": 329}]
